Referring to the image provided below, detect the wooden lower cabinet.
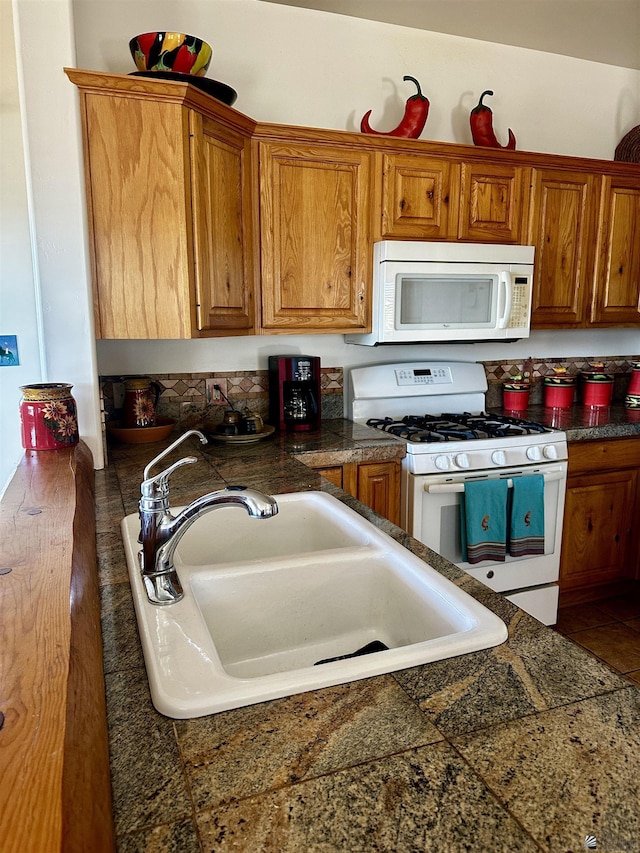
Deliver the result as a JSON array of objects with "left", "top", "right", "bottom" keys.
[
  {"left": 312, "top": 460, "right": 401, "bottom": 526},
  {"left": 559, "top": 439, "right": 640, "bottom": 604}
]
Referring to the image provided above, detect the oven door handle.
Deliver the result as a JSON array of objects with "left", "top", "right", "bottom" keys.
[{"left": 424, "top": 471, "right": 565, "bottom": 493}]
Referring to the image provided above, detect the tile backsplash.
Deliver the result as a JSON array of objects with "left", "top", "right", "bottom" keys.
[
  {"left": 100, "top": 355, "right": 639, "bottom": 432},
  {"left": 482, "top": 355, "right": 639, "bottom": 407},
  {"left": 101, "top": 367, "right": 344, "bottom": 431}
]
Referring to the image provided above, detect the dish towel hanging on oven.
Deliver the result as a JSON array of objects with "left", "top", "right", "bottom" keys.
[
  {"left": 509, "top": 474, "right": 545, "bottom": 557},
  {"left": 460, "top": 479, "right": 508, "bottom": 564}
]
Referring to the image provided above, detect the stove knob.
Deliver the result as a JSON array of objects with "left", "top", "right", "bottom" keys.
[
  {"left": 435, "top": 455, "right": 450, "bottom": 471},
  {"left": 526, "top": 446, "right": 542, "bottom": 461},
  {"left": 543, "top": 444, "right": 558, "bottom": 460},
  {"left": 455, "top": 453, "right": 470, "bottom": 469},
  {"left": 491, "top": 450, "right": 506, "bottom": 466}
]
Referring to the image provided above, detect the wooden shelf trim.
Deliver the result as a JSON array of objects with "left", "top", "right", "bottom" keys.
[{"left": 0, "top": 443, "right": 114, "bottom": 852}]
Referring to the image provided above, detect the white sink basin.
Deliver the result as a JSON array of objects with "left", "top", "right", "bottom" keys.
[
  {"left": 172, "top": 489, "right": 371, "bottom": 564},
  {"left": 121, "top": 491, "right": 507, "bottom": 718}
]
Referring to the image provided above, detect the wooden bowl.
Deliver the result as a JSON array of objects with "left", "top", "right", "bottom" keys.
[{"left": 106, "top": 417, "right": 176, "bottom": 444}]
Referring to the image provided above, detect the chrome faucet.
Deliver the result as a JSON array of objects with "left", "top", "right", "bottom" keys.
[{"left": 138, "top": 429, "right": 279, "bottom": 605}]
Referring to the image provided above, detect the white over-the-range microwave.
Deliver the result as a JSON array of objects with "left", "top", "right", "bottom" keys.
[{"left": 345, "top": 241, "right": 535, "bottom": 346}]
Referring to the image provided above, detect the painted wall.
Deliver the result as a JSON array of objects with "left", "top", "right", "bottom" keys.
[
  {"left": 1, "top": 0, "right": 104, "bottom": 493},
  {"left": 71, "top": 0, "right": 640, "bottom": 382},
  {"left": 73, "top": 0, "right": 639, "bottom": 157},
  {"left": 0, "top": 0, "right": 42, "bottom": 494}
]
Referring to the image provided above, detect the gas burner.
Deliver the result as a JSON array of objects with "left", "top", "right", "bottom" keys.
[
  {"left": 367, "top": 411, "right": 551, "bottom": 444},
  {"left": 437, "top": 412, "right": 551, "bottom": 437}
]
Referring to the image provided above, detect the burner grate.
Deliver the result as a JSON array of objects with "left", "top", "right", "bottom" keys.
[{"left": 367, "top": 412, "right": 551, "bottom": 444}]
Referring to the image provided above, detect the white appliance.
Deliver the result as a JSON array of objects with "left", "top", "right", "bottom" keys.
[
  {"left": 349, "top": 361, "right": 568, "bottom": 625},
  {"left": 345, "top": 241, "right": 534, "bottom": 345}
]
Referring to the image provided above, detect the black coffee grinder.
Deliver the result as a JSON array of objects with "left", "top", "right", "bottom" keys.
[{"left": 268, "top": 355, "right": 321, "bottom": 431}]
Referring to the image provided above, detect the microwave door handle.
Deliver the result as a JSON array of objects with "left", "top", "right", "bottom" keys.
[
  {"left": 425, "top": 471, "right": 565, "bottom": 493},
  {"left": 497, "top": 271, "right": 513, "bottom": 328}
]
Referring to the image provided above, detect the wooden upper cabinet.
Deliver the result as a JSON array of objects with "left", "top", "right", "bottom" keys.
[
  {"left": 259, "top": 141, "right": 372, "bottom": 332},
  {"left": 380, "top": 154, "right": 526, "bottom": 243},
  {"left": 380, "top": 153, "right": 458, "bottom": 238},
  {"left": 528, "top": 168, "right": 599, "bottom": 327},
  {"left": 67, "top": 70, "right": 640, "bottom": 337},
  {"left": 591, "top": 174, "right": 640, "bottom": 325},
  {"left": 458, "top": 161, "right": 528, "bottom": 243},
  {"left": 82, "top": 93, "right": 195, "bottom": 338},
  {"left": 69, "top": 69, "right": 256, "bottom": 339},
  {"left": 190, "top": 114, "right": 255, "bottom": 333}
]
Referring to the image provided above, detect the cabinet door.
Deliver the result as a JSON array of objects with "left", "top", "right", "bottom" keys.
[
  {"left": 82, "top": 95, "right": 194, "bottom": 338},
  {"left": 528, "top": 169, "right": 599, "bottom": 327},
  {"left": 560, "top": 468, "right": 638, "bottom": 592},
  {"left": 458, "top": 161, "right": 527, "bottom": 243},
  {"left": 591, "top": 175, "right": 640, "bottom": 325},
  {"left": 356, "top": 461, "right": 401, "bottom": 526},
  {"left": 190, "top": 114, "right": 255, "bottom": 333},
  {"left": 380, "top": 154, "right": 458, "bottom": 238},
  {"left": 259, "top": 142, "right": 372, "bottom": 332},
  {"left": 313, "top": 466, "right": 345, "bottom": 490}
]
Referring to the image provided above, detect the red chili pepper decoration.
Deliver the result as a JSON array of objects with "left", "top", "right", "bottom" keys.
[
  {"left": 172, "top": 43, "right": 198, "bottom": 73},
  {"left": 361, "top": 76, "right": 430, "bottom": 139},
  {"left": 470, "top": 90, "right": 516, "bottom": 150}
]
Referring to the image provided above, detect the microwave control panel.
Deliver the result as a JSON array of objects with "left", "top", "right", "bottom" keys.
[{"left": 509, "top": 276, "right": 531, "bottom": 328}]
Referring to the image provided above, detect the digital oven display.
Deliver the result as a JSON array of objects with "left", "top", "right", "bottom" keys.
[{"left": 394, "top": 366, "right": 453, "bottom": 386}]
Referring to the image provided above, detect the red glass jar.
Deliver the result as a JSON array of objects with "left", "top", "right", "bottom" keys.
[{"left": 20, "top": 383, "right": 79, "bottom": 450}]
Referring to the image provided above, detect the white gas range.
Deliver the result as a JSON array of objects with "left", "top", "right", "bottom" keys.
[{"left": 349, "top": 362, "right": 568, "bottom": 625}]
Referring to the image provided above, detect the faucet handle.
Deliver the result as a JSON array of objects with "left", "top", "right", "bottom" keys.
[
  {"left": 140, "top": 456, "right": 198, "bottom": 509},
  {"left": 142, "top": 429, "right": 207, "bottom": 483}
]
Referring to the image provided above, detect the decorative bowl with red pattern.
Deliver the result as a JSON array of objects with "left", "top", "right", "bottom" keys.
[{"left": 129, "top": 32, "right": 212, "bottom": 76}]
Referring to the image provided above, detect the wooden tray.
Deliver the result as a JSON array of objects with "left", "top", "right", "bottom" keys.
[{"left": 208, "top": 424, "right": 275, "bottom": 444}]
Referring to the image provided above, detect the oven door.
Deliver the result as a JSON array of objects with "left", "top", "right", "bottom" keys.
[{"left": 403, "top": 461, "right": 567, "bottom": 624}]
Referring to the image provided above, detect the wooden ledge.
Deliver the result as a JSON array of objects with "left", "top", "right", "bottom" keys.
[{"left": 0, "top": 442, "right": 114, "bottom": 852}]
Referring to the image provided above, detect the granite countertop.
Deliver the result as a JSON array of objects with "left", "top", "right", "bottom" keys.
[
  {"left": 490, "top": 402, "right": 640, "bottom": 442},
  {"left": 96, "top": 418, "right": 640, "bottom": 852}
]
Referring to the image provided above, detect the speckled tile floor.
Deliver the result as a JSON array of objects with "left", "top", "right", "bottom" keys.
[{"left": 555, "top": 584, "right": 640, "bottom": 686}]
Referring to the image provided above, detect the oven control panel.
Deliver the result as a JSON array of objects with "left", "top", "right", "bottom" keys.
[{"left": 395, "top": 366, "right": 453, "bottom": 386}]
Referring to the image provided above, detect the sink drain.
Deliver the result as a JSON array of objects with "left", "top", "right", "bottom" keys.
[{"left": 314, "top": 640, "right": 389, "bottom": 666}]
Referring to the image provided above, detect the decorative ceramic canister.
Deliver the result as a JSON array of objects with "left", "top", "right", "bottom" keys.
[
  {"left": 627, "top": 363, "right": 640, "bottom": 396},
  {"left": 580, "top": 365, "right": 614, "bottom": 408},
  {"left": 122, "top": 377, "right": 160, "bottom": 428},
  {"left": 20, "top": 383, "right": 79, "bottom": 450},
  {"left": 502, "top": 379, "right": 530, "bottom": 412},
  {"left": 543, "top": 374, "right": 576, "bottom": 409}
]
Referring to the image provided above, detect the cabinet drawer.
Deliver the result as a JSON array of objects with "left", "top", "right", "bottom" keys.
[{"left": 568, "top": 438, "right": 640, "bottom": 475}]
